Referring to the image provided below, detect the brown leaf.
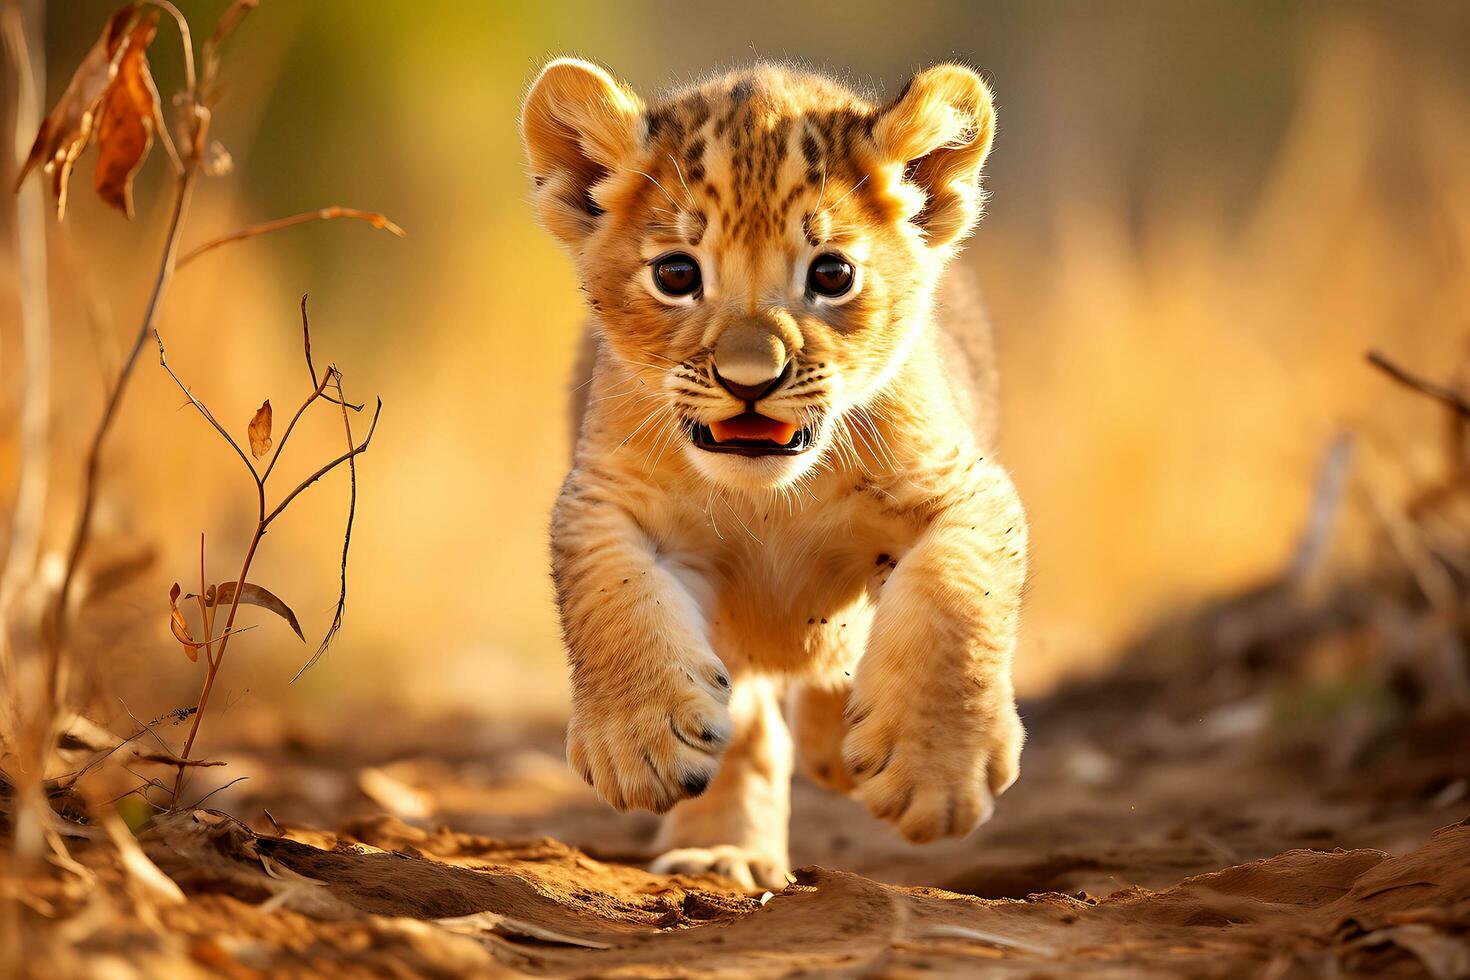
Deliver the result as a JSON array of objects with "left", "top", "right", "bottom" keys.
[
  {"left": 167, "top": 582, "right": 198, "bottom": 662},
  {"left": 16, "top": 5, "right": 142, "bottom": 218},
  {"left": 248, "top": 400, "right": 273, "bottom": 458},
  {"left": 93, "top": 9, "right": 162, "bottom": 217},
  {"left": 214, "top": 581, "right": 305, "bottom": 641}
]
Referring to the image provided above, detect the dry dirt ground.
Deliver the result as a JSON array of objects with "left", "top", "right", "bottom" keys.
[{"left": 7, "top": 636, "right": 1470, "bottom": 979}]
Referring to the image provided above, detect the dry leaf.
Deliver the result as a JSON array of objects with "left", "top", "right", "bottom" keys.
[
  {"left": 167, "top": 582, "right": 198, "bottom": 662},
  {"left": 435, "top": 910, "right": 612, "bottom": 950},
  {"left": 214, "top": 581, "right": 305, "bottom": 641},
  {"left": 93, "top": 9, "right": 162, "bottom": 217},
  {"left": 358, "top": 767, "right": 434, "bottom": 820},
  {"left": 16, "top": 6, "right": 139, "bottom": 218},
  {"left": 100, "top": 810, "right": 186, "bottom": 906},
  {"left": 248, "top": 400, "right": 273, "bottom": 458}
]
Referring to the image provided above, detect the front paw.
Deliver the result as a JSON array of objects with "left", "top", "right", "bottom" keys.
[
  {"left": 841, "top": 688, "right": 1023, "bottom": 843},
  {"left": 566, "top": 657, "right": 734, "bottom": 814},
  {"left": 650, "top": 845, "right": 792, "bottom": 892}
]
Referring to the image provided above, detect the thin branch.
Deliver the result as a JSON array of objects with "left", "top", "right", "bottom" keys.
[
  {"left": 200, "top": 0, "right": 259, "bottom": 99},
  {"left": 263, "top": 399, "right": 382, "bottom": 528},
  {"left": 132, "top": 751, "right": 226, "bottom": 768},
  {"left": 156, "top": 329, "right": 260, "bottom": 486},
  {"left": 178, "top": 207, "right": 405, "bottom": 268},
  {"left": 118, "top": 700, "right": 174, "bottom": 754},
  {"left": 177, "top": 624, "right": 259, "bottom": 648},
  {"left": 293, "top": 369, "right": 358, "bottom": 682},
  {"left": 52, "top": 727, "right": 151, "bottom": 791},
  {"left": 163, "top": 297, "right": 380, "bottom": 803},
  {"left": 1367, "top": 350, "right": 1470, "bottom": 416},
  {"left": 171, "top": 520, "right": 262, "bottom": 806},
  {"left": 301, "top": 294, "right": 362, "bottom": 411},
  {"left": 188, "top": 775, "right": 249, "bottom": 810},
  {"left": 116, "top": 772, "right": 173, "bottom": 810},
  {"left": 48, "top": 165, "right": 200, "bottom": 705},
  {"left": 260, "top": 369, "right": 334, "bottom": 484},
  {"left": 140, "top": 0, "right": 196, "bottom": 97},
  {"left": 196, "top": 534, "right": 216, "bottom": 669}
]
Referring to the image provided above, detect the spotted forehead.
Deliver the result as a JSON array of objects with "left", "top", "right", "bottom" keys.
[{"left": 638, "top": 72, "right": 879, "bottom": 249}]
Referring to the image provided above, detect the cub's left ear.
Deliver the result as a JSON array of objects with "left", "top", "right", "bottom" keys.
[{"left": 871, "top": 64, "right": 996, "bottom": 248}]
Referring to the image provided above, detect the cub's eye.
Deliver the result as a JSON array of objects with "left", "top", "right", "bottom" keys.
[
  {"left": 652, "top": 253, "right": 702, "bottom": 297},
  {"left": 807, "top": 254, "right": 854, "bottom": 298}
]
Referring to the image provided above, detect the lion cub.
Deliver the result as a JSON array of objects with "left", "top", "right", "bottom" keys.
[{"left": 521, "top": 59, "right": 1027, "bottom": 889}]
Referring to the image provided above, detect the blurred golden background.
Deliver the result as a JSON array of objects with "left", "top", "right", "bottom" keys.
[{"left": 3, "top": 0, "right": 1469, "bottom": 730}]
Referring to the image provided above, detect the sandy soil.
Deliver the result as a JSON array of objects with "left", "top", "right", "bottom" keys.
[{"left": 8, "top": 643, "right": 1470, "bottom": 978}]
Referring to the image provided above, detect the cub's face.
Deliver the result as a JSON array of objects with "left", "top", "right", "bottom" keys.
[{"left": 523, "top": 61, "right": 995, "bottom": 491}]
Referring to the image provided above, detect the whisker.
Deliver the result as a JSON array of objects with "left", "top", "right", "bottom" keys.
[
  {"left": 631, "top": 169, "right": 686, "bottom": 214},
  {"left": 823, "top": 174, "right": 869, "bottom": 216},
  {"left": 667, "top": 154, "right": 698, "bottom": 211},
  {"left": 648, "top": 421, "right": 681, "bottom": 471},
  {"left": 617, "top": 404, "right": 673, "bottom": 451}
]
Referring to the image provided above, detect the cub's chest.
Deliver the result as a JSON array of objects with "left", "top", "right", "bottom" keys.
[{"left": 662, "top": 488, "right": 913, "bottom": 656}]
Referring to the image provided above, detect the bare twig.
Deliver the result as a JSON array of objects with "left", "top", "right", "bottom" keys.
[
  {"left": 263, "top": 400, "right": 382, "bottom": 527},
  {"left": 301, "top": 294, "right": 363, "bottom": 410},
  {"left": 260, "top": 370, "right": 335, "bottom": 484},
  {"left": 157, "top": 331, "right": 259, "bottom": 482},
  {"left": 189, "top": 775, "right": 249, "bottom": 809},
  {"left": 48, "top": 165, "right": 201, "bottom": 707},
  {"left": 13, "top": 0, "right": 385, "bottom": 820},
  {"left": 293, "top": 366, "right": 360, "bottom": 682},
  {"left": 196, "top": 534, "right": 216, "bottom": 670},
  {"left": 132, "top": 751, "right": 226, "bottom": 768},
  {"left": 1367, "top": 350, "right": 1470, "bottom": 416},
  {"left": 161, "top": 312, "right": 381, "bottom": 804},
  {"left": 141, "top": 0, "right": 196, "bottom": 98},
  {"left": 176, "top": 624, "right": 259, "bottom": 648},
  {"left": 199, "top": 0, "right": 259, "bottom": 101},
  {"left": 178, "top": 206, "right": 405, "bottom": 268},
  {"left": 118, "top": 700, "right": 174, "bottom": 754}
]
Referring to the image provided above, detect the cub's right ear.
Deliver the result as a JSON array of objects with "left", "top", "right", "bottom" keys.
[{"left": 521, "top": 58, "right": 643, "bottom": 245}]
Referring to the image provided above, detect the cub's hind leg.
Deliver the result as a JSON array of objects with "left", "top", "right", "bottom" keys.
[
  {"left": 790, "top": 680, "right": 855, "bottom": 794},
  {"left": 650, "top": 676, "right": 792, "bottom": 891}
]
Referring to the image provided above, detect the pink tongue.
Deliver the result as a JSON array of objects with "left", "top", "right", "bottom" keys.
[{"left": 709, "top": 413, "right": 799, "bottom": 445}]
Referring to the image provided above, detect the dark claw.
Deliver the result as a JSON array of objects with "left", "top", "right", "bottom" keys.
[
  {"left": 670, "top": 716, "right": 726, "bottom": 750},
  {"left": 681, "top": 771, "right": 712, "bottom": 797},
  {"left": 848, "top": 745, "right": 892, "bottom": 779},
  {"left": 874, "top": 785, "right": 913, "bottom": 821}
]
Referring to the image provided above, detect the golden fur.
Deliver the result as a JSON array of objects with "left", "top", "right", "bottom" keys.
[{"left": 521, "top": 59, "right": 1027, "bottom": 889}]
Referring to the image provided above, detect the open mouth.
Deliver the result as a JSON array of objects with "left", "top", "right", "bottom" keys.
[{"left": 691, "top": 412, "right": 814, "bottom": 457}]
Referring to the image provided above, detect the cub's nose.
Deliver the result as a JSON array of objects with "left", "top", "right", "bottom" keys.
[
  {"left": 713, "top": 322, "right": 789, "bottom": 402},
  {"left": 714, "top": 364, "right": 790, "bottom": 402}
]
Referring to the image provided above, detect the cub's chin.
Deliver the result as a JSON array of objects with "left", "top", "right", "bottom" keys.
[{"left": 682, "top": 413, "right": 826, "bottom": 492}]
